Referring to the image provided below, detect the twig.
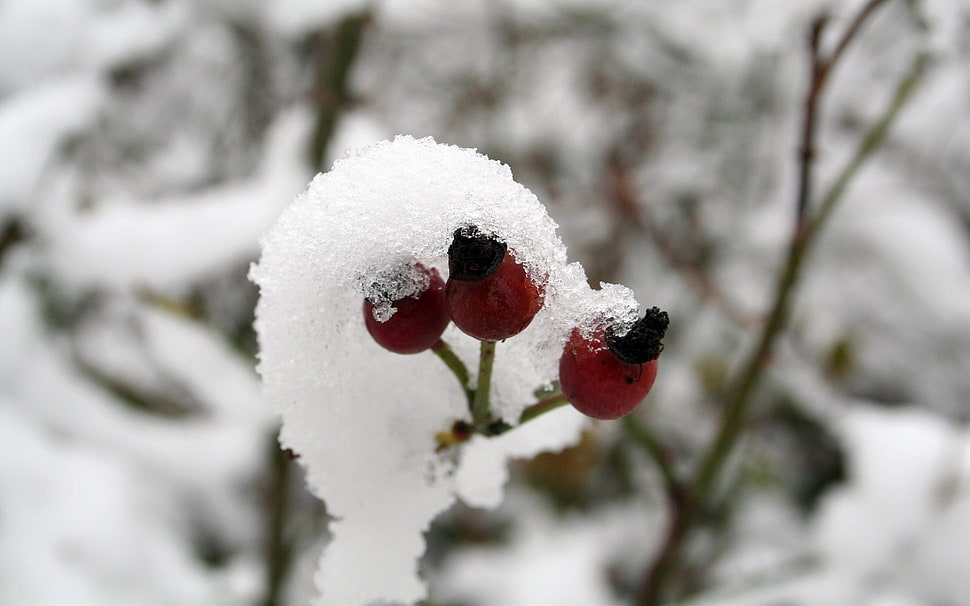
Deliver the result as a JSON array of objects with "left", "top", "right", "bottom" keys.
[
  {"left": 607, "top": 156, "right": 759, "bottom": 329},
  {"left": 623, "top": 415, "right": 685, "bottom": 509},
  {"left": 794, "top": 14, "right": 828, "bottom": 221},
  {"left": 262, "top": 12, "right": 371, "bottom": 605},
  {"left": 634, "top": 3, "right": 924, "bottom": 603},
  {"left": 827, "top": 0, "right": 892, "bottom": 70},
  {"left": 811, "top": 49, "right": 928, "bottom": 235},
  {"left": 261, "top": 433, "right": 294, "bottom": 606},
  {"left": 797, "top": 0, "right": 893, "bottom": 219},
  {"left": 307, "top": 11, "right": 371, "bottom": 169}
]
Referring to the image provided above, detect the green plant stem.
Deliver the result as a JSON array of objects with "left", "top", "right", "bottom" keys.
[
  {"left": 635, "top": 12, "right": 926, "bottom": 606},
  {"left": 518, "top": 392, "right": 569, "bottom": 424},
  {"left": 472, "top": 340, "right": 496, "bottom": 426},
  {"left": 432, "top": 339, "right": 474, "bottom": 405},
  {"left": 623, "top": 416, "right": 684, "bottom": 508},
  {"left": 810, "top": 49, "right": 928, "bottom": 236}
]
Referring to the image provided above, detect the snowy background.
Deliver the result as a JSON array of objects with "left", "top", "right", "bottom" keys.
[{"left": 0, "top": 1, "right": 968, "bottom": 605}]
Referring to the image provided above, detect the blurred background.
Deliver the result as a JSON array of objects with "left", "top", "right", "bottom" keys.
[{"left": 0, "top": 0, "right": 967, "bottom": 605}]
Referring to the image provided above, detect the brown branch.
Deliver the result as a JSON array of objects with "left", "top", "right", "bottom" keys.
[
  {"left": 262, "top": 12, "right": 372, "bottom": 606},
  {"left": 261, "top": 432, "right": 295, "bottom": 606},
  {"left": 606, "top": 156, "right": 759, "bottom": 329},
  {"left": 827, "top": 0, "right": 893, "bottom": 70},
  {"left": 797, "top": 0, "right": 893, "bottom": 219},
  {"left": 633, "top": 2, "right": 921, "bottom": 603},
  {"left": 307, "top": 11, "right": 372, "bottom": 170}
]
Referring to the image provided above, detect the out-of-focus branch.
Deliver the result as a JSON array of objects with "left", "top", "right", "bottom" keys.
[
  {"left": 308, "top": 11, "right": 372, "bottom": 170},
  {"left": 634, "top": 2, "right": 925, "bottom": 603},
  {"left": 606, "top": 155, "right": 760, "bottom": 329},
  {"left": 623, "top": 415, "right": 685, "bottom": 510},
  {"left": 796, "top": 0, "right": 894, "bottom": 221},
  {"left": 261, "top": 433, "right": 295, "bottom": 606},
  {"left": 811, "top": 49, "right": 928, "bottom": 236},
  {"left": 261, "top": 13, "right": 372, "bottom": 606}
]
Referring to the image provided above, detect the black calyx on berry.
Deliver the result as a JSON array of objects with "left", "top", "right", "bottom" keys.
[
  {"left": 448, "top": 226, "right": 507, "bottom": 281},
  {"left": 606, "top": 307, "right": 670, "bottom": 365}
]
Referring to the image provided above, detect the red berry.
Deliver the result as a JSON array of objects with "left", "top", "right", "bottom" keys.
[
  {"left": 559, "top": 308, "right": 669, "bottom": 420},
  {"left": 445, "top": 227, "right": 544, "bottom": 342},
  {"left": 363, "top": 264, "right": 450, "bottom": 354}
]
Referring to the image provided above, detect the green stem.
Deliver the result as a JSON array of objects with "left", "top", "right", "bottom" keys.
[
  {"left": 811, "top": 49, "right": 928, "bottom": 236},
  {"left": 431, "top": 339, "right": 473, "bottom": 405},
  {"left": 518, "top": 392, "right": 569, "bottom": 425},
  {"left": 623, "top": 415, "right": 683, "bottom": 507},
  {"left": 472, "top": 340, "right": 496, "bottom": 426}
]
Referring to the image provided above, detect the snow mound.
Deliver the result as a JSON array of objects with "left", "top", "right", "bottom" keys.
[{"left": 251, "top": 136, "right": 638, "bottom": 605}]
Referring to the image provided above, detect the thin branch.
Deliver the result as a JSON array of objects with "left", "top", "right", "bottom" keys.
[
  {"left": 431, "top": 339, "right": 474, "bottom": 405},
  {"left": 694, "top": 0, "right": 925, "bottom": 535},
  {"left": 607, "top": 156, "right": 759, "bottom": 329},
  {"left": 797, "top": 0, "right": 894, "bottom": 219},
  {"left": 261, "top": 433, "right": 294, "bottom": 606},
  {"left": 794, "top": 15, "right": 828, "bottom": 220},
  {"left": 307, "top": 11, "right": 371, "bottom": 169},
  {"left": 623, "top": 415, "right": 685, "bottom": 509},
  {"left": 811, "top": 49, "right": 928, "bottom": 235},
  {"left": 634, "top": 2, "right": 924, "bottom": 603},
  {"left": 827, "top": 0, "right": 893, "bottom": 70}
]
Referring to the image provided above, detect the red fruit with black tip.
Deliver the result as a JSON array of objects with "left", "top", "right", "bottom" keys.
[
  {"left": 559, "top": 307, "right": 669, "bottom": 420},
  {"left": 445, "top": 226, "right": 544, "bottom": 342},
  {"left": 363, "top": 264, "right": 450, "bottom": 354}
]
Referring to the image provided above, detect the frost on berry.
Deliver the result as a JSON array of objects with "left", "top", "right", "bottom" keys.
[{"left": 250, "top": 136, "right": 649, "bottom": 605}]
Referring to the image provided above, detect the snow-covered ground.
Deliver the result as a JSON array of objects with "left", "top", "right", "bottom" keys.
[{"left": 0, "top": 1, "right": 967, "bottom": 605}]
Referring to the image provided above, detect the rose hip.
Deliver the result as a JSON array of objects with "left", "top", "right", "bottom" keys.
[
  {"left": 445, "top": 227, "right": 544, "bottom": 342},
  {"left": 363, "top": 264, "right": 450, "bottom": 354},
  {"left": 559, "top": 307, "right": 669, "bottom": 420}
]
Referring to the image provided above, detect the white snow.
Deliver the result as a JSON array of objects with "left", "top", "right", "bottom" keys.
[
  {"left": 46, "top": 109, "right": 311, "bottom": 292},
  {"left": 686, "top": 404, "right": 970, "bottom": 606},
  {"left": 432, "top": 494, "right": 657, "bottom": 606},
  {"left": 0, "top": 76, "right": 104, "bottom": 215},
  {"left": 0, "top": 272, "right": 268, "bottom": 605},
  {"left": 0, "top": 0, "right": 966, "bottom": 604},
  {"left": 252, "top": 136, "right": 652, "bottom": 604}
]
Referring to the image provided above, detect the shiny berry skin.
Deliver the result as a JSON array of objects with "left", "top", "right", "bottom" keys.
[
  {"left": 363, "top": 265, "right": 450, "bottom": 354},
  {"left": 559, "top": 308, "right": 669, "bottom": 420},
  {"left": 445, "top": 227, "right": 544, "bottom": 342}
]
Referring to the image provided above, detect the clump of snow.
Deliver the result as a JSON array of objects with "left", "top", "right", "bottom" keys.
[
  {"left": 252, "top": 136, "right": 643, "bottom": 605},
  {"left": 0, "top": 76, "right": 103, "bottom": 215},
  {"left": 47, "top": 109, "right": 310, "bottom": 293},
  {"left": 432, "top": 492, "right": 660, "bottom": 606},
  {"left": 0, "top": 266, "right": 269, "bottom": 605},
  {"left": 687, "top": 404, "right": 970, "bottom": 606},
  {"left": 812, "top": 405, "right": 970, "bottom": 605},
  {"left": 357, "top": 261, "right": 432, "bottom": 322}
]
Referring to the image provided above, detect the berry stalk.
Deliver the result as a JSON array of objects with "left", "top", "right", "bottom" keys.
[
  {"left": 472, "top": 340, "right": 496, "bottom": 426},
  {"left": 431, "top": 339, "right": 473, "bottom": 405}
]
